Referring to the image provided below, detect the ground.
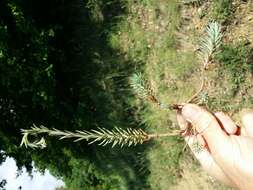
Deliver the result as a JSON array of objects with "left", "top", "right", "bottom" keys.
[{"left": 108, "top": 0, "right": 253, "bottom": 189}]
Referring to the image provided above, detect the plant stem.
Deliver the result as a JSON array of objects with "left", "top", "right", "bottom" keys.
[
  {"left": 187, "top": 68, "right": 205, "bottom": 103},
  {"left": 147, "top": 131, "right": 180, "bottom": 140}
]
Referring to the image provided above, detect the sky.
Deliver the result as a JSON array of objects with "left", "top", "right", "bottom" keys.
[{"left": 0, "top": 157, "right": 65, "bottom": 190}]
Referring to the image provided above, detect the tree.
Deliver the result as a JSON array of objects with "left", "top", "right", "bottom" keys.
[{"left": 0, "top": 0, "right": 149, "bottom": 189}]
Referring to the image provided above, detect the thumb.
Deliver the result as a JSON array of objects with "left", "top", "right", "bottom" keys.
[
  {"left": 241, "top": 109, "right": 253, "bottom": 138},
  {"left": 181, "top": 104, "right": 230, "bottom": 158}
]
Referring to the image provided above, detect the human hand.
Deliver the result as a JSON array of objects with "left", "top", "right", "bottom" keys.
[{"left": 177, "top": 104, "right": 253, "bottom": 190}]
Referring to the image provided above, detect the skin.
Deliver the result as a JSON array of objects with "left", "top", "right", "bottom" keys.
[{"left": 177, "top": 104, "right": 253, "bottom": 190}]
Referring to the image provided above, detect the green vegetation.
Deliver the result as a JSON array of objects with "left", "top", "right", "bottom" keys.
[
  {"left": 20, "top": 124, "right": 179, "bottom": 149},
  {"left": 198, "top": 22, "right": 222, "bottom": 68},
  {"left": 212, "top": 0, "right": 234, "bottom": 23},
  {"left": 197, "top": 41, "right": 253, "bottom": 114},
  {"left": 217, "top": 42, "right": 253, "bottom": 96},
  {"left": 182, "top": 0, "right": 204, "bottom": 6},
  {"left": 0, "top": 0, "right": 150, "bottom": 189},
  {"left": 1, "top": 0, "right": 253, "bottom": 190},
  {"left": 109, "top": 0, "right": 196, "bottom": 187}
]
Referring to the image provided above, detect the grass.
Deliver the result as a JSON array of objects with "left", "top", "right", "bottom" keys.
[
  {"left": 108, "top": 0, "right": 253, "bottom": 189},
  {"left": 202, "top": 41, "right": 253, "bottom": 115},
  {"left": 217, "top": 42, "right": 253, "bottom": 97},
  {"left": 211, "top": 0, "right": 234, "bottom": 23},
  {"left": 109, "top": 0, "right": 204, "bottom": 188}
]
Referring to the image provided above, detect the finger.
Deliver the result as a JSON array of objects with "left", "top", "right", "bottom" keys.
[
  {"left": 197, "top": 134, "right": 206, "bottom": 148},
  {"left": 177, "top": 111, "right": 188, "bottom": 131},
  {"left": 177, "top": 113, "right": 207, "bottom": 147},
  {"left": 186, "top": 136, "right": 236, "bottom": 188},
  {"left": 240, "top": 126, "right": 247, "bottom": 136},
  {"left": 181, "top": 104, "right": 231, "bottom": 160},
  {"left": 214, "top": 112, "right": 237, "bottom": 135},
  {"left": 178, "top": 111, "right": 235, "bottom": 188},
  {"left": 241, "top": 109, "right": 253, "bottom": 138}
]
